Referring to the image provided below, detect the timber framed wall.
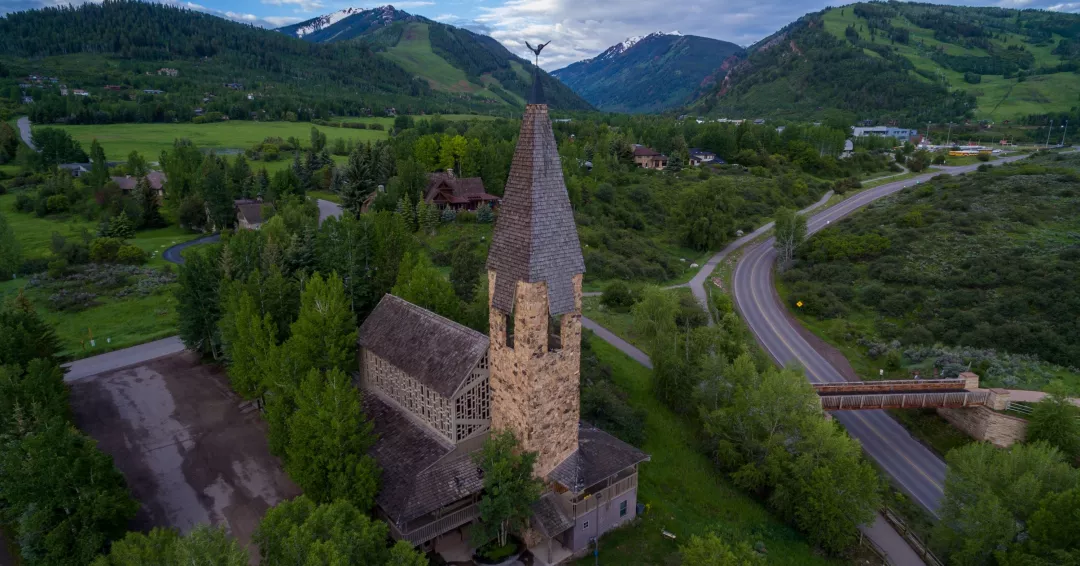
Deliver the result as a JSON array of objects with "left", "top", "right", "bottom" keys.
[{"left": 362, "top": 349, "right": 491, "bottom": 444}]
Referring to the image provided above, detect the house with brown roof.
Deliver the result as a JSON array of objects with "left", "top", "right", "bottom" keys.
[
  {"left": 632, "top": 145, "right": 669, "bottom": 170},
  {"left": 356, "top": 80, "right": 647, "bottom": 562},
  {"left": 112, "top": 171, "right": 166, "bottom": 199},
  {"left": 424, "top": 170, "right": 499, "bottom": 211}
]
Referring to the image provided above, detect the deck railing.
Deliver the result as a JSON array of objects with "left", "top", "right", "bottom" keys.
[
  {"left": 388, "top": 502, "right": 481, "bottom": 546},
  {"left": 571, "top": 473, "right": 638, "bottom": 517}
]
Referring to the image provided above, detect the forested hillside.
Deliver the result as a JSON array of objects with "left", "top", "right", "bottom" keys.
[
  {"left": 781, "top": 152, "right": 1080, "bottom": 390},
  {"left": 276, "top": 7, "right": 591, "bottom": 111},
  {"left": 0, "top": 1, "right": 587, "bottom": 126},
  {"left": 693, "top": 1, "right": 1080, "bottom": 124},
  {"left": 552, "top": 33, "right": 744, "bottom": 113}
]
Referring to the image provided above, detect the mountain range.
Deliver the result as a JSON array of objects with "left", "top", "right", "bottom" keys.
[
  {"left": 552, "top": 32, "right": 743, "bottom": 113},
  {"left": 276, "top": 5, "right": 589, "bottom": 111}
]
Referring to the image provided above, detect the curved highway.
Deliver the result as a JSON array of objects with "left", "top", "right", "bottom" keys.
[{"left": 731, "top": 155, "right": 1031, "bottom": 514}]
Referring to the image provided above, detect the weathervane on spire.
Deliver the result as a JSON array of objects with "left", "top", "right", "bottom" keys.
[{"left": 525, "top": 40, "right": 551, "bottom": 68}]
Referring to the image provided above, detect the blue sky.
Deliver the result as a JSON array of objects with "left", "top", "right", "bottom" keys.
[{"left": 2, "top": 0, "right": 1079, "bottom": 69}]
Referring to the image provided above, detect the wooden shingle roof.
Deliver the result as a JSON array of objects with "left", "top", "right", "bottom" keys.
[
  {"left": 486, "top": 103, "right": 585, "bottom": 316},
  {"left": 547, "top": 422, "right": 650, "bottom": 494},
  {"left": 357, "top": 295, "right": 489, "bottom": 398}
]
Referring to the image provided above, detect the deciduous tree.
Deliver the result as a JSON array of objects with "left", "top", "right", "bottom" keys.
[
  {"left": 175, "top": 246, "right": 224, "bottom": 358},
  {"left": 471, "top": 429, "right": 543, "bottom": 548},
  {"left": 773, "top": 207, "right": 807, "bottom": 271},
  {"left": 1026, "top": 382, "right": 1080, "bottom": 460}
]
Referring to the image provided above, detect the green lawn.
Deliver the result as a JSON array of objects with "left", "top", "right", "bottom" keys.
[
  {"left": 576, "top": 338, "right": 839, "bottom": 566},
  {"left": 55, "top": 121, "right": 389, "bottom": 161}
]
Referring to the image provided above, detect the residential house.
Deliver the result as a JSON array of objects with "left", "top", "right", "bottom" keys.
[
  {"left": 424, "top": 170, "right": 499, "bottom": 211},
  {"left": 841, "top": 139, "right": 855, "bottom": 159},
  {"left": 143, "top": 89, "right": 164, "bottom": 95},
  {"left": 632, "top": 145, "right": 669, "bottom": 170},
  {"left": 688, "top": 148, "right": 718, "bottom": 166},
  {"left": 104, "top": 85, "right": 124, "bottom": 91},
  {"left": 384, "top": 107, "right": 398, "bottom": 117},
  {"left": 158, "top": 68, "right": 180, "bottom": 77},
  {"left": 21, "top": 97, "right": 33, "bottom": 104},
  {"left": 58, "top": 163, "right": 92, "bottom": 177},
  {"left": 235, "top": 199, "right": 272, "bottom": 230},
  {"left": 73, "top": 89, "right": 89, "bottom": 97},
  {"left": 355, "top": 87, "right": 648, "bottom": 562},
  {"left": 60, "top": 88, "right": 69, "bottom": 96},
  {"left": 112, "top": 171, "right": 167, "bottom": 199}
]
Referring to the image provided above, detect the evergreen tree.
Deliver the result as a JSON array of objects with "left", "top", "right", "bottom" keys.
[
  {"left": 0, "top": 212, "right": 22, "bottom": 278},
  {"left": 291, "top": 151, "right": 309, "bottom": 190},
  {"left": 342, "top": 144, "right": 375, "bottom": 217},
  {"left": 87, "top": 138, "right": 109, "bottom": 189},
  {"left": 197, "top": 154, "right": 234, "bottom": 231},
  {"left": 285, "top": 368, "right": 379, "bottom": 509},
  {"left": 134, "top": 177, "right": 165, "bottom": 229},
  {"left": 254, "top": 168, "right": 270, "bottom": 198},
  {"left": 228, "top": 154, "right": 253, "bottom": 197},
  {"left": 440, "top": 206, "right": 456, "bottom": 223},
  {"left": 476, "top": 202, "right": 493, "bottom": 223},
  {"left": 106, "top": 210, "right": 136, "bottom": 239},
  {"left": 449, "top": 240, "right": 482, "bottom": 302}
]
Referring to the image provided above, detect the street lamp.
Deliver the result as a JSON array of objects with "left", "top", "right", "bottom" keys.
[
  {"left": 1045, "top": 119, "right": 1054, "bottom": 148},
  {"left": 1061, "top": 121, "right": 1069, "bottom": 147}
]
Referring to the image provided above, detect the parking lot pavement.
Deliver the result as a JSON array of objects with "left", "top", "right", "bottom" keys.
[{"left": 70, "top": 351, "right": 300, "bottom": 553}]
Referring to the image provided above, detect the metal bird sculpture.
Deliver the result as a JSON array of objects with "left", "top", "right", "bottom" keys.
[{"left": 525, "top": 40, "right": 551, "bottom": 67}]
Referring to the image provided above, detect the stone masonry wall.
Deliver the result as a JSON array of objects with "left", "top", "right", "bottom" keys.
[
  {"left": 937, "top": 405, "right": 1028, "bottom": 448},
  {"left": 489, "top": 271, "right": 582, "bottom": 478}
]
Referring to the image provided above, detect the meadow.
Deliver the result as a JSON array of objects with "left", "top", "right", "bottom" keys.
[
  {"left": 55, "top": 121, "right": 390, "bottom": 161},
  {"left": 0, "top": 193, "right": 201, "bottom": 358}
]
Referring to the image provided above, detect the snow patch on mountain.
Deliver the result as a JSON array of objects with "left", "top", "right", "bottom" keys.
[
  {"left": 290, "top": 5, "right": 400, "bottom": 38},
  {"left": 597, "top": 31, "right": 681, "bottom": 61}
]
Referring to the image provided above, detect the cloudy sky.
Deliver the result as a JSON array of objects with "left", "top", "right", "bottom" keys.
[{"left": 2, "top": 0, "right": 1079, "bottom": 69}]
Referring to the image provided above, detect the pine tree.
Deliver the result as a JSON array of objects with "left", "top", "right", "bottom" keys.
[
  {"left": 134, "top": 178, "right": 164, "bottom": 229},
  {"left": 440, "top": 206, "right": 456, "bottom": 223},
  {"left": 87, "top": 139, "right": 109, "bottom": 189},
  {"left": 476, "top": 203, "right": 494, "bottom": 223},
  {"left": 107, "top": 211, "right": 135, "bottom": 240}
]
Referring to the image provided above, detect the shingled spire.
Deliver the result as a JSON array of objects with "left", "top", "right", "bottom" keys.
[{"left": 486, "top": 97, "right": 584, "bottom": 317}]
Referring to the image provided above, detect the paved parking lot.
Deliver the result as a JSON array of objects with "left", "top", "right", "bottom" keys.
[{"left": 70, "top": 351, "right": 300, "bottom": 553}]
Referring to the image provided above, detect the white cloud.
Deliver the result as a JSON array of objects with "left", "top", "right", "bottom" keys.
[
  {"left": 391, "top": 1, "right": 436, "bottom": 7},
  {"left": 263, "top": 15, "right": 305, "bottom": 26},
  {"left": 1045, "top": 1, "right": 1080, "bottom": 9},
  {"left": 434, "top": 13, "right": 460, "bottom": 21},
  {"left": 260, "top": 0, "right": 325, "bottom": 11}
]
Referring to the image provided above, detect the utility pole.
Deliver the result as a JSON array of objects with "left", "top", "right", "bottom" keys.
[
  {"left": 1061, "top": 120, "right": 1069, "bottom": 147},
  {"left": 1046, "top": 119, "right": 1054, "bottom": 148},
  {"left": 946, "top": 122, "right": 953, "bottom": 147}
]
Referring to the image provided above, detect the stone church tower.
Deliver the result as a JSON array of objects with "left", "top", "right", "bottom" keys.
[{"left": 486, "top": 79, "right": 586, "bottom": 478}]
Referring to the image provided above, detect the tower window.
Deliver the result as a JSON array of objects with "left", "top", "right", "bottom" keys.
[
  {"left": 504, "top": 313, "right": 515, "bottom": 349},
  {"left": 547, "top": 314, "right": 562, "bottom": 352}
]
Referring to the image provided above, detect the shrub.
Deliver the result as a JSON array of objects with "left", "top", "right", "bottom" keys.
[
  {"left": 476, "top": 204, "right": 493, "bottom": 223},
  {"left": 116, "top": 245, "right": 147, "bottom": 265},
  {"left": 675, "top": 293, "right": 708, "bottom": 329},
  {"left": 456, "top": 211, "right": 477, "bottom": 223},
  {"left": 89, "top": 237, "right": 123, "bottom": 263},
  {"left": 45, "top": 194, "right": 70, "bottom": 213},
  {"left": 46, "top": 259, "right": 69, "bottom": 278},
  {"left": 977, "top": 153, "right": 991, "bottom": 162},
  {"left": 600, "top": 281, "right": 635, "bottom": 310}
]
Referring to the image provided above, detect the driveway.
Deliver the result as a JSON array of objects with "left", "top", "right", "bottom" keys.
[
  {"left": 69, "top": 351, "right": 300, "bottom": 554},
  {"left": 16, "top": 116, "right": 35, "bottom": 151},
  {"left": 317, "top": 198, "right": 342, "bottom": 223}
]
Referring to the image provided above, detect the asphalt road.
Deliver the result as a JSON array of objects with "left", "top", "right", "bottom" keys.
[
  {"left": 731, "top": 155, "right": 1031, "bottom": 515},
  {"left": 63, "top": 336, "right": 186, "bottom": 383},
  {"left": 162, "top": 233, "right": 220, "bottom": 265},
  {"left": 16, "top": 116, "right": 35, "bottom": 151}
]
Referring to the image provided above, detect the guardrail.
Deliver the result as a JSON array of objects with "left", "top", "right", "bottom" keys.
[
  {"left": 881, "top": 507, "right": 945, "bottom": 566},
  {"left": 814, "top": 379, "right": 968, "bottom": 395}
]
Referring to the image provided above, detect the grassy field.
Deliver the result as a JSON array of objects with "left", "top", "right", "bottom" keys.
[
  {"left": 55, "top": 121, "right": 389, "bottom": 161},
  {"left": 575, "top": 338, "right": 839, "bottom": 566},
  {"left": 382, "top": 23, "right": 518, "bottom": 105},
  {"left": 307, "top": 190, "right": 342, "bottom": 204},
  {"left": 0, "top": 194, "right": 201, "bottom": 359}
]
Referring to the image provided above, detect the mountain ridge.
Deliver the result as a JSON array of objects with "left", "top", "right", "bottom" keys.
[
  {"left": 552, "top": 32, "right": 743, "bottom": 113},
  {"left": 276, "top": 5, "right": 592, "bottom": 111}
]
